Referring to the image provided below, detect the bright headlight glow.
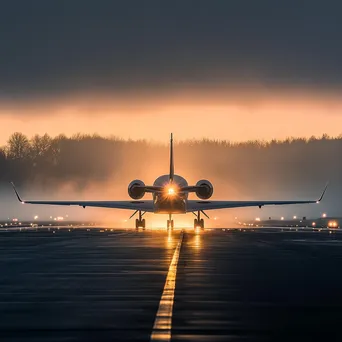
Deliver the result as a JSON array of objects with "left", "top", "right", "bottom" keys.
[
  {"left": 328, "top": 220, "right": 338, "bottom": 228},
  {"left": 168, "top": 187, "right": 175, "bottom": 195}
]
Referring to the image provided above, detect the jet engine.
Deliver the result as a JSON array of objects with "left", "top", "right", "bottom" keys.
[
  {"left": 195, "top": 180, "right": 213, "bottom": 199},
  {"left": 128, "top": 180, "right": 145, "bottom": 199}
]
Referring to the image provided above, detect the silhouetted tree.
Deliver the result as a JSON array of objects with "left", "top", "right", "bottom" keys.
[
  {"left": 30, "top": 134, "right": 53, "bottom": 161},
  {"left": 6, "top": 132, "right": 30, "bottom": 160},
  {"left": 0, "top": 148, "right": 6, "bottom": 181}
]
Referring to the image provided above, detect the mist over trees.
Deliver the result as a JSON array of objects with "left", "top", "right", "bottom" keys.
[{"left": 0, "top": 132, "right": 340, "bottom": 207}]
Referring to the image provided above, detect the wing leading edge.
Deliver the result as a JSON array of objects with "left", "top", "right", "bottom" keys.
[
  {"left": 187, "top": 183, "right": 328, "bottom": 212},
  {"left": 10, "top": 183, "right": 154, "bottom": 212}
]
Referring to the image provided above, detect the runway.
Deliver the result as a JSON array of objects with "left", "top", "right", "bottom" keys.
[{"left": 1, "top": 228, "right": 342, "bottom": 341}]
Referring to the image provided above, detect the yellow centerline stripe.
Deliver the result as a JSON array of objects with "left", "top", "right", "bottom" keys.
[{"left": 150, "top": 230, "right": 184, "bottom": 341}]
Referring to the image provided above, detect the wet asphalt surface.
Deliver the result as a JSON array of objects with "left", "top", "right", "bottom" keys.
[{"left": 1, "top": 228, "right": 342, "bottom": 341}]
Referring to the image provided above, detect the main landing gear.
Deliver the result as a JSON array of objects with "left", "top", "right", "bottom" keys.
[
  {"left": 134, "top": 211, "right": 146, "bottom": 229},
  {"left": 167, "top": 213, "right": 174, "bottom": 230},
  {"left": 193, "top": 211, "right": 207, "bottom": 230}
]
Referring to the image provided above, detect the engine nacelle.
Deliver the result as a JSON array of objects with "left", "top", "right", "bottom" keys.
[
  {"left": 128, "top": 179, "right": 145, "bottom": 199},
  {"left": 195, "top": 179, "right": 213, "bottom": 199}
]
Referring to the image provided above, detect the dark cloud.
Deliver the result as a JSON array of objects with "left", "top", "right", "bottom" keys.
[{"left": 0, "top": 0, "right": 342, "bottom": 99}]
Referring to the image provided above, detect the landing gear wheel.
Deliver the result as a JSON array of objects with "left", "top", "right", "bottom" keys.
[
  {"left": 194, "top": 219, "right": 198, "bottom": 229},
  {"left": 167, "top": 220, "right": 174, "bottom": 230},
  {"left": 200, "top": 219, "right": 204, "bottom": 230},
  {"left": 136, "top": 219, "right": 145, "bottom": 229}
]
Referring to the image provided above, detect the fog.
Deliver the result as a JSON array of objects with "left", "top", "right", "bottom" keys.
[{"left": 0, "top": 133, "right": 339, "bottom": 226}]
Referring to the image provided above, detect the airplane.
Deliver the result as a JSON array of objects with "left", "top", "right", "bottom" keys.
[{"left": 11, "top": 134, "right": 328, "bottom": 230}]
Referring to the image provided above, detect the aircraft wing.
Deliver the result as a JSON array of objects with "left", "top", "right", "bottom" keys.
[
  {"left": 10, "top": 183, "right": 154, "bottom": 212},
  {"left": 187, "top": 199, "right": 318, "bottom": 211},
  {"left": 187, "top": 184, "right": 328, "bottom": 212}
]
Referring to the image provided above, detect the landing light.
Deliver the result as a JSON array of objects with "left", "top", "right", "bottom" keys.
[
  {"left": 328, "top": 221, "right": 338, "bottom": 228},
  {"left": 166, "top": 186, "right": 176, "bottom": 196}
]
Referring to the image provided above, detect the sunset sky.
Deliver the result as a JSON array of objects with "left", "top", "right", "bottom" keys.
[{"left": 1, "top": 1, "right": 342, "bottom": 144}]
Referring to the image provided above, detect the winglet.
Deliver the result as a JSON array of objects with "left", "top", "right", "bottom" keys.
[
  {"left": 169, "top": 133, "right": 174, "bottom": 182},
  {"left": 10, "top": 182, "right": 24, "bottom": 203},
  {"left": 317, "top": 182, "right": 329, "bottom": 203}
]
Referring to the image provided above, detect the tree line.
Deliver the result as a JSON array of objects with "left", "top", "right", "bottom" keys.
[{"left": 0, "top": 132, "right": 340, "bottom": 200}]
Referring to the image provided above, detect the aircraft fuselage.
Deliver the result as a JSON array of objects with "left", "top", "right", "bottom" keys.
[{"left": 153, "top": 174, "right": 188, "bottom": 214}]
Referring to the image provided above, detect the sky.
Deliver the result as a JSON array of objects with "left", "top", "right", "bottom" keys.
[{"left": 1, "top": 1, "right": 342, "bottom": 143}]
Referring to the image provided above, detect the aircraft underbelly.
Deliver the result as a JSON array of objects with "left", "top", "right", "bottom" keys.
[{"left": 154, "top": 198, "right": 186, "bottom": 214}]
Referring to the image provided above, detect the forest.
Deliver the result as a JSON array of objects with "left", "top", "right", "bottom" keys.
[{"left": 0, "top": 132, "right": 339, "bottom": 197}]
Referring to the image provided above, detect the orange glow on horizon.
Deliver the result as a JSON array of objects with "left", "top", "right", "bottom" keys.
[{"left": 1, "top": 87, "right": 342, "bottom": 145}]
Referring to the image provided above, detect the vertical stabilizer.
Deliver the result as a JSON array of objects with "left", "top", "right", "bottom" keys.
[{"left": 169, "top": 133, "right": 174, "bottom": 182}]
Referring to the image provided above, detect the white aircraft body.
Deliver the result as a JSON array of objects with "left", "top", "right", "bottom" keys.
[{"left": 11, "top": 134, "right": 327, "bottom": 229}]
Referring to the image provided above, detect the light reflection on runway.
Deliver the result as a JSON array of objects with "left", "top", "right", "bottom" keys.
[
  {"left": 172, "top": 228, "right": 342, "bottom": 341},
  {"left": 167, "top": 231, "right": 173, "bottom": 248},
  {"left": 0, "top": 228, "right": 179, "bottom": 342},
  {"left": 151, "top": 231, "right": 184, "bottom": 341},
  {"left": 193, "top": 231, "right": 202, "bottom": 250},
  {"left": 1, "top": 228, "right": 342, "bottom": 341}
]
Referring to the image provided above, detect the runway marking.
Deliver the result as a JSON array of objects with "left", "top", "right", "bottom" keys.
[{"left": 150, "top": 230, "right": 184, "bottom": 342}]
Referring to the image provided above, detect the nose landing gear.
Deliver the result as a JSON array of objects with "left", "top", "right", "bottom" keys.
[
  {"left": 194, "top": 218, "right": 204, "bottom": 229},
  {"left": 167, "top": 214, "right": 174, "bottom": 230}
]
